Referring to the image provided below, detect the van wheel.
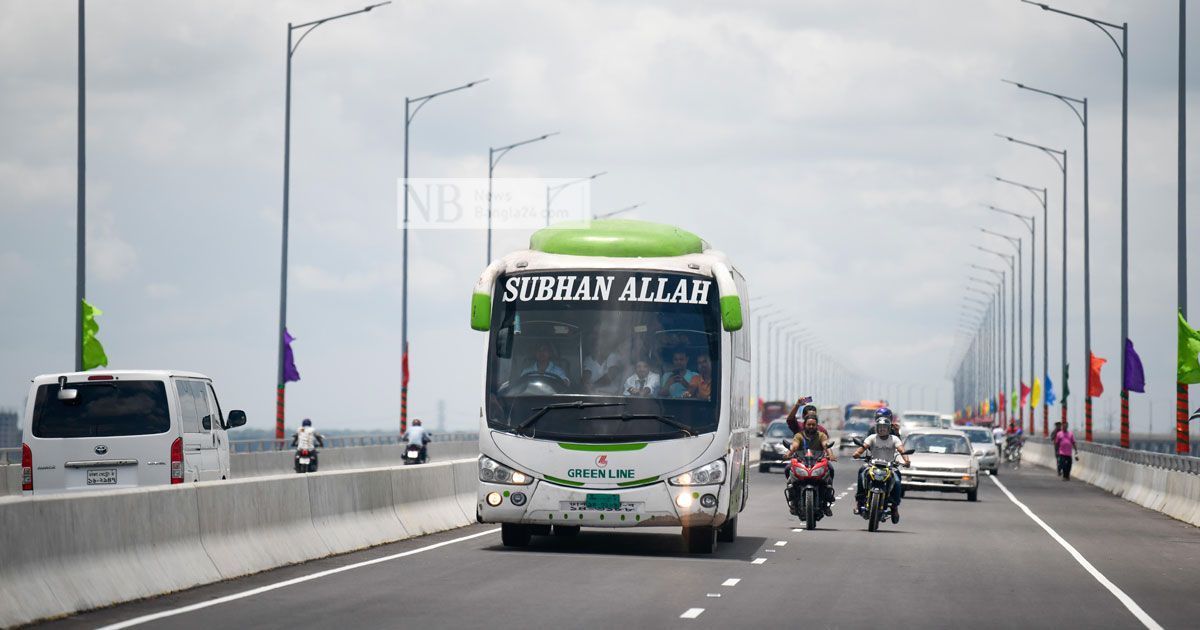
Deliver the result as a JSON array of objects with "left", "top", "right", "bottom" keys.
[
  {"left": 501, "top": 523, "right": 532, "bottom": 547},
  {"left": 684, "top": 525, "right": 717, "bottom": 554},
  {"left": 967, "top": 487, "right": 979, "bottom": 502}
]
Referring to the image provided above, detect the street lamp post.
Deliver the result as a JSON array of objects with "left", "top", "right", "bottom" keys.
[
  {"left": 971, "top": 262, "right": 1011, "bottom": 423},
  {"left": 986, "top": 205, "right": 1038, "bottom": 434},
  {"left": 984, "top": 218, "right": 1032, "bottom": 434},
  {"left": 593, "top": 203, "right": 643, "bottom": 220},
  {"left": 998, "top": 134, "right": 1068, "bottom": 431},
  {"left": 401, "top": 78, "right": 486, "bottom": 436},
  {"left": 487, "top": 132, "right": 558, "bottom": 264},
  {"left": 1023, "top": 0, "right": 1127, "bottom": 446},
  {"left": 546, "top": 172, "right": 605, "bottom": 226},
  {"left": 277, "top": 2, "right": 390, "bottom": 440},
  {"left": 996, "top": 177, "right": 1050, "bottom": 435},
  {"left": 981, "top": 227, "right": 1028, "bottom": 433}
]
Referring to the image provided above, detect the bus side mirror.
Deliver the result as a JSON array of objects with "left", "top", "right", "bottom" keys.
[
  {"left": 227, "top": 410, "right": 247, "bottom": 428},
  {"left": 720, "top": 295, "right": 742, "bottom": 331},
  {"left": 471, "top": 292, "right": 491, "bottom": 331}
]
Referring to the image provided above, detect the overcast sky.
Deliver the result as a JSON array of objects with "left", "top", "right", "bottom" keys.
[{"left": 1, "top": 0, "right": 1197, "bottom": 436}]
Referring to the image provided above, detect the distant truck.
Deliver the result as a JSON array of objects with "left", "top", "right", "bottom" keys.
[
  {"left": 21, "top": 370, "right": 246, "bottom": 495},
  {"left": 758, "top": 400, "right": 787, "bottom": 435}
]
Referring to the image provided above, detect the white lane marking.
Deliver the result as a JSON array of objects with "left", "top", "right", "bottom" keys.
[
  {"left": 681, "top": 608, "right": 705, "bottom": 619},
  {"left": 774, "top": 540, "right": 787, "bottom": 546},
  {"left": 722, "top": 578, "right": 741, "bottom": 586},
  {"left": 96, "top": 528, "right": 502, "bottom": 630},
  {"left": 752, "top": 557, "right": 767, "bottom": 564},
  {"left": 706, "top": 593, "right": 722, "bottom": 598},
  {"left": 765, "top": 549, "right": 776, "bottom": 553},
  {"left": 792, "top": 528, "right": 804, "bottom": 532},
  {"left": 989, "top": 476, "right": 1163, "bottom": 630}
]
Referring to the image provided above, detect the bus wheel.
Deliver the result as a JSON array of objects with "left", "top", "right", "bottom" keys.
[
  {"left": 553, "top": 525, "right": 580, "bottom": 537},
  {"left": 684, "top": 525, "right": 717, "bottom": 554},
  {"left": 717, "top": 516, "right": 737, "bottom": 543},
  {"left": 501, "top": 523, "right": 532, "bottom": 547}
]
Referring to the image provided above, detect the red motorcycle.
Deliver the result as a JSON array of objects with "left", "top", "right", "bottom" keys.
[{"left": 784, "top": 445, "right": 833, "bottom": 530}]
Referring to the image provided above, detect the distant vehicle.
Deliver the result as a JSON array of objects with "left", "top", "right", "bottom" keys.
[
  {"left": 758, "top": 400, "right": 787, "bottom": 435},
  {"left": 817, "top": 405, "right": 843, "bottom": 431},
  {"left": 21, "top": 370, "right": 246, "bottom": 495},
  {"left": 899, "top": 411, "right": 942, "bottom": 432},
  {"left": 844, "top": 400, "right": 885, "bottom": 430},
  {"left": 758, "top": 420, "right": 793, "bottom": 472},
  {"left": 840, "top": 418, "right": 871, "bottom": 450},
  {"left": 958, "top": 426, "right": 999, "bottom": 475},
  {"left": 902, "top": 429, "right": 980, "bottom": 501},
  {"left": 939, "top": 414, "right": 955, "bottom": 429}
]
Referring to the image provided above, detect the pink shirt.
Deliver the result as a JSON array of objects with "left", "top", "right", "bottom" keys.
[{"left": 1055, "top": 430, "right": 1076, "bottom": 456}]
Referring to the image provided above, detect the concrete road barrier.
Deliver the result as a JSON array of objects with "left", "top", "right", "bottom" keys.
[{"left": 0, "top": 457, "right": 479, "bottom": 627}]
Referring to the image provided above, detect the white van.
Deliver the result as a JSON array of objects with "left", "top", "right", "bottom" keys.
[{"left": 20, "top": 370, "right": 246, "bottom": 495}]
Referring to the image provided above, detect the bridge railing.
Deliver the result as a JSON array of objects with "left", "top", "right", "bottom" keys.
[
  {"left": 1029, "top": 437, "right": 1200, "bottom": 475},
  {"left": 228, "top": 431, "right": 478, "bottom": 453}
]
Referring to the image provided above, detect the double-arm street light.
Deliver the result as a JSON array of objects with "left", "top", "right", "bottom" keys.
[
  {"left": 545, "top": 172, "right": 605, "bottom": 226},
  {"left": 400, "top": 77, "right": 487, "bottom": 435},
  {"left": 487, "top": 132, "right": 559, "bottom": 263},
  {"left": 988, "top": 208, "right": 1036, "bottom": 434},
  {"left": 982, "top": 222, "right": 1033, "bottom": 433},
  {"left": 277, "top": 2, "right": 390, "bottom": 439},
  {"left": 998, "top": 134, "right": 1067, "bottom": 427},
  {"left": 593, "top": 203, "right": 643, "bottom": 220},
  {"left": 996, "top": 177, "right": 1050, "bottom": 434},
  {"left": 1022, "top": 0, "right": 1127, "bottom": 446}
]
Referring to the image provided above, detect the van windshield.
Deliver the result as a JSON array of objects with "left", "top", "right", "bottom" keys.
[{"left": 31, "top": 381, "right": 170, "bottom": 438}]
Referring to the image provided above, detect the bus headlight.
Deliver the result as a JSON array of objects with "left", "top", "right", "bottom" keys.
[
  {"left": 479, "top": 456, "right": 534, "bottom": 485},
  {"left": 669, "top": 459, "right": 727, "bottom": 486}
]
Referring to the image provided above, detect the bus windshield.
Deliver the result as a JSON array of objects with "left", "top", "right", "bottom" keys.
[{"left": 486, "top": 270, "right": 721, "bottom": 442}]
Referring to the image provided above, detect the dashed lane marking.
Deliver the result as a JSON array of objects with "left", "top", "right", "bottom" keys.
[
  {"left": 989, "top": 476, "right": 1163, "bottom": 630},
  {"left": 722, "top": 578, "right": 741, "bottom": 586},
  {"left": 95, "top": 528, "right": 502, "bottom": 630},
  {"left": 774, "top": 540, "right": 787, "bottom": 546},
  {"left": 706, "top": 593, "right": 721, "bottom": 598},
  {"left": 752, "top": 558, "right": 767, "bottom": 565},
  {"left": 681, "top": 608, "right": 705, "bottom": 619}
]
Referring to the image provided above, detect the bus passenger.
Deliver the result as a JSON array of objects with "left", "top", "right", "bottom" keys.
[
  {"left": 659, "top": 351, "right": 698, "bottom": 398},
  {"left": 623, "top": 360, "right": 660, "bottom": 397},
  {"left": 583, "top": 334, "right": 623, "bottom": 395},
  {"left": 520, "top": 343, "right": 570, "bottom": 383},
  {"left": 688, "top": 355, "right": 713, "bottom": 399}
]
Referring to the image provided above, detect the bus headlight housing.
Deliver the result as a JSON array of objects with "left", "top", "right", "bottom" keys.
[
  {"left": 669, "top": 459, "right": 726, "bottom": 486},
  {"left": 479, "top": 455, "right": 533, "bottom": 485}
]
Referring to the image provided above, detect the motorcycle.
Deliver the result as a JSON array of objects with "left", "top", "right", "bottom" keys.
[
  {"left": 784, "top": 444, "right": 833, "bottom": 530},
  {"left": 294, "top": 448, "right": 318, "bottom": 474},
  {"left": 1003, "top": 438, "right": 1022, "bottom": 469},
  {"left": 851, "top": 437, "right": 911, "bottom": 533},
  {"left": 403, "top": 442, "right": 427, "bottom": 465}
]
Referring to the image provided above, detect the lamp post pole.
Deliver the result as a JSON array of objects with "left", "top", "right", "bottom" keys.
[
  {"left": 996, "top": 177, "right": 1050, "bottom": 435},
  {"left": 277, "top": 2, "right": 390, "bottom": 440},
  {"left": 402, "top": 78, "right": 486, "bottom": 436},
  {"left": 546, "top": 172, "right": 605, "bottom": 226},
  {"left": 593, "top": 203, "right": 643, "bottom": 220},
  {"left": 1023, "top": 0, "right": 1127, "bottom": 446},
  {"left": 1178, "top": 0, "right": 1190, "bottom": 455},
  {"left": 487, "top": 132, "right": 558, "bottom": 264},
  {"left": 981, "top": 228, "right": 1028, "bottom": 433}
]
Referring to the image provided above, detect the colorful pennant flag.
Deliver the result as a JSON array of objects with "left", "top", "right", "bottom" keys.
[
  {"left": 1088, "top": 353, "right": 1106, "bottom": 398},
  {"left": 1123, "top": 338, "right": 1145, "bottom": 393},
  {"left": 1020, "top": 382, "right": 1031, "bottom": 407},
  {"left": 1011, "top": 389, "right": 1018, "bottom": 414},
  {"left": 1031, "top": 378, "right": 1043, "bottom": 408},
  {"left": 998, "top": 391, "right": 1005, "bottom": 412},
  {"left": 1063, "top": 364, "right": 1071, "bottom": 400},
  {"left": 282, "top": 329, "right": 301, "bottom": 383},
  {"left": 81, "top": 299, "right": 108, "bottom": 371},
  {"left": 1179, "top": 312, "right": 1200, "bottom": 384},
  {"left": 1045, "top": 376, "right": 1057, "bottom": 406}
]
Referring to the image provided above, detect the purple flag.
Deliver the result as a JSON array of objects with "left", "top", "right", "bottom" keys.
[
  {"left": 1123, "top": 338, "right": 1145, "bottom": 393},
  {"left": 283, "top": 329, "right": 301, "bottom": 383}
]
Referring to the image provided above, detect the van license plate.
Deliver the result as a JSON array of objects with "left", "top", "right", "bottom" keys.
[{"left": 87, "top": 469, "right": 117, "bottom": 485}]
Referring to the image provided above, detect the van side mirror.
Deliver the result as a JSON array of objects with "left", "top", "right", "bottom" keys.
[{"left": 227, "top": 409, "right": 247, "bottom": 428}]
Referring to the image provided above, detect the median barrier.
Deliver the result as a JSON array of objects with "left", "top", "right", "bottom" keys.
[
  {"left": 0, "top": 458, "right": 480, "bottom": 627},
  {"left": 307, "top": 467, "right": 409, "bottom": 554}
]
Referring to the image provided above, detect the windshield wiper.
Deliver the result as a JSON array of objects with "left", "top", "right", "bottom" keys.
[
  {"left": 514, "top": 401, "right": 626, "bottom": 432},
  {"left": 576, "top": 413, "right": 695, "bottom": 437}
]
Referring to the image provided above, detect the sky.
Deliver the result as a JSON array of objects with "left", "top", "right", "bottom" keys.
[{"left": 0, "top": 0, "right": 1197, "bottom": 436}]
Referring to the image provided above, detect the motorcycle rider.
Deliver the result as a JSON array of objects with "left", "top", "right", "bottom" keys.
[
  {"left": 291, "top": 419, "right": 325, "bottom": 470},
  {"left": 1004, "top": 420, "right": 1024, "bottom": 459},
  {"left": 402, "top": 418, "right": 432, "bottom": 463},
  {"left": 785, "top": 398, "right": 828, "bottom": 435},
  {"left": 785, "top": 410, "right": 837, "bottom": 516},
  {"left": 851, "top": 408, "right": 910, "bottom": 518}
]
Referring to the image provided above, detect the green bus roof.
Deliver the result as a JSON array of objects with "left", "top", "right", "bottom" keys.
[{"left": 529, "top": 219, "right": 706, "bottom": 258}]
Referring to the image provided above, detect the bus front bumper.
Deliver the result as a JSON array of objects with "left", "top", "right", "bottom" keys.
[{"left": 477, "top": 478, "right": 727, "bottom": 528}]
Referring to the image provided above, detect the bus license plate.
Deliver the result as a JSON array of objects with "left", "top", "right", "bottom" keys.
[
  {"left": 585, "top": 494, "right": 620, "bottom": 510},
  {"left": 87, "top": 469, "right": 118, "bottom": 485}
]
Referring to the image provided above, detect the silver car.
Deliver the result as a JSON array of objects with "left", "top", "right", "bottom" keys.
[
  {"left": 901, "top": 429, "right": 980, "bottom": 501},
  {"left": 958, "top": 426, "right": 999, "bottom": 475}
]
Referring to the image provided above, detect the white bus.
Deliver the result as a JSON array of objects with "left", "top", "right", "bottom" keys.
[{"left": 470, "top": 220, "right": 752, "bottom": 553}]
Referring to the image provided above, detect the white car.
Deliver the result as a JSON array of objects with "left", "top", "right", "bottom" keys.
[
  {"left": 958, "top": 426, "right": 1000, "bottom": 475},
  {"left": 20, "top": 370, "right": 246, "bottom": 495},
  {"left": 900, "top": 429, "right": 980, "bottom": 501},
  {"left": 898, "top": 411, "right": 942, "bottom": 433}
]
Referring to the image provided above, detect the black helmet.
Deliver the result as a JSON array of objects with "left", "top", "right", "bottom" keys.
[{"left": 301, "top": 418, "right": 312, "bottom": 427}]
